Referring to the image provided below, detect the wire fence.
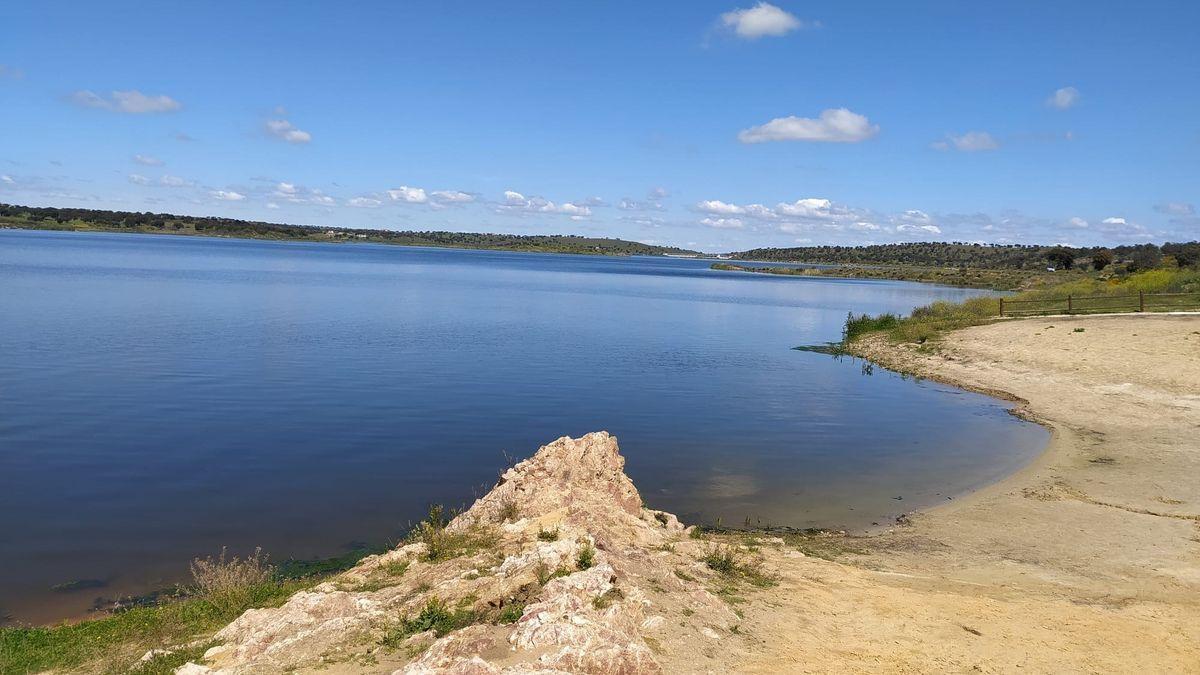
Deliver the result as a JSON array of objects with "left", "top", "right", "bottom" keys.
[{"left": 999, "top": 291, "right": 1200, "bottom": 316}]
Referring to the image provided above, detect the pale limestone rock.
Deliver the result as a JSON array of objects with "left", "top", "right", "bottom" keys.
[{"left": 178, "top": 432, "right": 738, "bottom": 674}]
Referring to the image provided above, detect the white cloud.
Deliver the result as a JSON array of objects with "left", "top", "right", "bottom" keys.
[
  {"left": 1102, "top": 216, "right": 1126, "bottom": 225},
  {"left": 1047, "top": 86, "right": 1080, "bottom": 110},
  {"left": 347, "top": 196, "right": 383, "bottom": 208},
  {"left": 276, "top": 182, "right": 299, "bottom": 195},
  {"left": 211, "top": 190, "right": 246, "bottom": 201},
  {"left": 159, "top": 174, "right": 189, "bottom": 187},
  {"left": 896, "top": 223, "right": 942, "bottom": 235},
  {"left": 128, "top": 173, "right": 151, "bottom": 185},
  {"left": 720, "top": 2, "right": 804, "bottom": 39},
  {"left": 132, "top": 154, "right": 163, "bottom": 166},
  {"left": 776, "top": 198, "right": 836, "bottom": 219},
  {"left": 1066, "top": 216, "right": 1089, "bottom": 229},
  {"left": 310, "top": 190, "right": 336, "bottom": 206},
  {"left": 388, "top": 186, "right": 428, "bottom": 203},
  {"left": 738, "top": 108, "right": 879, "bottom": 144},
  {"left": 702, "top": 217, "right": 745, "bottom": 229},
  {"left": 933, "top": 131, "right": 999, "bottom": 152},
  {"left": 265, "top": 119, "right": 312, "bottom": 144},
  {"left": 430, "top": 190, "right": 475, "bottom": 203},
  {"left": 266, "top": 202, "right": 280, "bottom": 209},
  {"left": 498, "top": 190, "right": 593, "bottom": 219},
  {"left": 696, "top": 199, "right": 746, "bottom": 215},
  {"left": 0, "top": 174, "right": 13, "bottom": 184},
  {"left": 71, "top": 90, "right": 181, "bottom": 113}
]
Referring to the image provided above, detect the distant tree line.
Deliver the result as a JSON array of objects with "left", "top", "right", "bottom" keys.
[
  {"left": 734, "top": 241, "right": 1200, "bottom": 271},
  {"left": 0, "top": 203, "right": 695, "bottom": 257}
]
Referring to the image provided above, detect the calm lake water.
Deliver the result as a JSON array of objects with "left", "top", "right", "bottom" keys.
[{"left": 0, "top": 229, "right": 1046, "bottom": 624}]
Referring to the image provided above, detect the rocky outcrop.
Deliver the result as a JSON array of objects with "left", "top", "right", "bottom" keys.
[{"left": 179, "top": 432, "right": 743, "bottom": 674}]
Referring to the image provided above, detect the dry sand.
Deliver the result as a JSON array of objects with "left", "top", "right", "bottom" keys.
[{"left": 698, "top": 314, "right": 1200, "bottom": 673}]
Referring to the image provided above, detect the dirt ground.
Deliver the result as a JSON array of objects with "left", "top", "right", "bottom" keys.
[{"left": 683, "top": 314, "right": 1200, "bottom": 673}]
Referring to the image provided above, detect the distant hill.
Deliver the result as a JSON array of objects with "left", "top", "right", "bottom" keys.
[
  {"left": 731, "top": 241, "right": 1198, "bottom": 270},
  {"left": 0, "top": 203, "right": 698, "bottom": 257}
]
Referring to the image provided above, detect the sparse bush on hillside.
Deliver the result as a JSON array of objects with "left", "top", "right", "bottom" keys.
[{"left": 189, "top": 547, "right": 275, "bottom": 614}]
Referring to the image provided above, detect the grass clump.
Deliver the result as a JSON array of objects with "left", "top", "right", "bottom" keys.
[
  {"left": 412, "top": 504, "right": 499, "bottom": 563},
  {"left": 496, "top": 602, "right": 525, "bottom": 625},
  {"left": 591, "top": 588, "right": 624, "bottom": 610},
  {"left": 701, "top": 545, "right": 776, "bottom": 589},
  {"left": 189, "top": 547, "right": 275, "bottom": 616},
  {"left": 536, "top": 527, "right": 560, "bottom": 542},
  {"left": 495, "top": 497, "right": 520, "bottom": 523},
  {"left": 535, "top": 562, "right": 572, "bottom": 586},
  {"left": 380, "top": 598, "right": 477, "bottom": 648},
  {"left": 576, "top": 542, "right": 596, "bottom": 570}
]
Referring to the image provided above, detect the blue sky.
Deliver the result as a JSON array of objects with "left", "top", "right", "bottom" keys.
[{"left": 1, "top": 1, "right": 1197, "bottom": 252}]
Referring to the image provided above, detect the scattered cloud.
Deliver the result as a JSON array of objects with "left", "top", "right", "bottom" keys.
[
  {"left": 127, "top": 172, "right": 191, "bottom": 188},
  {"left": 619, "top": 187, "right": 669, "bottom": 211},
  {"left": 347, "top": 196, "right": 383, "bottom": 208},
  {"left": 701, "top": 217, "right": 745, "bottom": 229},
  {"left": 211, "top": 190, "right": 246, "bottom": 201},
  {"left": 430, "top": 190, "right": 475, "bottom": 204},
  {"left": 720, "top": 2, "right": 805, "bottom": 39},
  {"left": 896, "top": 223, "right": 942, "bottom": 235},
  {"left": 1, "top": 174, "right": 14, "bottom": 184},
  {"left": 1066, "top": 216, "right": 1089, "bottom": 229},
  {"left": 71, "top": 89, "right": 181, "bottom": 114},
  {"left": 498, "top": 190, "right": 593, "bottom": 219},
  {"left": 738, "top": 108, "right": 879, "bottom": 144},
  {"left": 132, "top": 154, "right": 163, "bottom": 166},
  {"left": 696, "top": 199, "right": 745, "bottom": 215},
  {"left": 932, "top": 131, "right": 999, "bottom": 152},
  {"left": 265, "top": 119, "right": 312, "bottom": 144},
  {"left": 388, "top": 186, "right": 428, "bottom": 203},
  {"left": 267, "top": 202, "right": 280, "bottom": 209},
  {"left": 1047, "top": 86, "right": 1080, "bottom": 110}
]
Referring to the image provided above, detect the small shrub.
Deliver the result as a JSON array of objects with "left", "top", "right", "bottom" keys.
[
  {"left": 382, "top": 559, "right": 410, "bottom": 577},
  {"left": 702, "top": 546, "right": 739, "bottom": 575},
  {"left": 535, "top": 562, "right": 572, "bottom": 586},
  {"left": 537, "top": 527, "right": 560, "bottom": 542},
  {"left": 576, "top": 542, "right": 596, "bottom": 570},
  {"left": 496, "top": 497, "right": 520, "bottom": 523},
  {"left": 412, "top": 504, "right": 498, "bottom": 563},
  {"left": 381, "top": 597, "right": 476, "bottom": 647},
  {"left": 189, "top": 547, "right": 275, "bottom": 615},
  {"left": 496, "top": 602, "right": 525, "bottom": 624}
]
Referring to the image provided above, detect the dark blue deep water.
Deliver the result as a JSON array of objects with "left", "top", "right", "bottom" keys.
[{"left": 0, "top": 229, "right": 1046, "bottom": 623}]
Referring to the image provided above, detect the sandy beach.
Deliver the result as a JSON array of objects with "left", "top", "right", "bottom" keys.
[{"left": 710, "top": 313, "right": 1200, "bottom": 673}]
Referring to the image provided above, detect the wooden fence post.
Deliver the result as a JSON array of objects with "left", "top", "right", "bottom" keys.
[
  {"left": 999, "top": 297, "right": 1004, "bottom": 316},
  {"left": 1067, "top": 294, "right": 1073, "bottom": 314},
  {"left": 1139, "top": 291, "right": 1145, "bottom": 312}
]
